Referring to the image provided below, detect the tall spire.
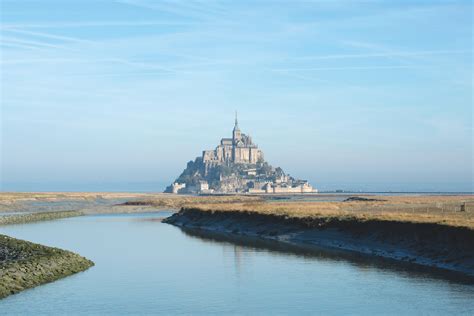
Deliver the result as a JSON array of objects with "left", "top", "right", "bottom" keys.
[{"left": 233, "top": 110, "right": 241, "bottom": 142}]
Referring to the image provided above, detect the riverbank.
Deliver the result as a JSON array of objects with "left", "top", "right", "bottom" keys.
[
  {"left": 0, "top": 192, "right": 150, "bottom": 214},
  {"left": 0, "top": 234, "right": 94, "bottom": 299},
  {"left": 0, "top": 210, "right": 94, "bottom": 299},
  {"left": 164, "top": 195, "right": 474, "bottom": 278},
  {"left": 0, "top": 192, "right": 149, "bottom": 205},
  {"left": 122, "top": 194, "right": 263, "bottom": 209},
  {"left": 0, "top": 210, "right": 83, "bottom": 225},
  {"left": 0, "top": 192, "right": 262, "bottom": 215}
]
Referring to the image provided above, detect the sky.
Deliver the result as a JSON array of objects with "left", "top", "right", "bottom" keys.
[{"left": 0, "top": 0, "right": 472, "bottom": 192}]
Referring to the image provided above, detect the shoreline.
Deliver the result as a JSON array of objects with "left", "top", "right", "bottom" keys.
[
  {"left": 0, "top": 210, "right": 84, "bottom": 225},
  {"left": 164, "top": 208, "right": 474, "bottom": 279},
  {"left": 0, "top": 210, "right": 94, "bottom": 299},
  {"left": 0, "top": 234, "right": 94, "bottom": 299},
  {"left": 0, "top": 192, "right": 472, "bottom": 298}
]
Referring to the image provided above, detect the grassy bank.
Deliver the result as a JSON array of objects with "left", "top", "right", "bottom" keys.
[
  {"left": 164, "top": 204, "right": 474, "bottom": 277},
  {"left": 178, "top": 195, "right": 474, "bottom": 229},
  {"left": 0, "top": 234, "right": 94, "bottom": 299},
  {"left": 164, "top": 195, "right": 474, "bottom": 276},
  {"left": 0, "top": 210, "right": 84, "bottom": 226},
  {"left": 122, "top": 194, "right": 263, "bottom": 209}
]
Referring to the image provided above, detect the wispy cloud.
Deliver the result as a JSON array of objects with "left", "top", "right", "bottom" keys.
[
  {"left": 273, "top": 65, "right": 418, "bottom": 72},
  {"left": 0, "top": 21, "right": 196, "bottom": 29},
  {"left": 1, "top": 36, "right": 76, "bottom": 51},
  {"left": 4, "top": 29, "right": 95, "bottom": 44},
  {"left": 0, "top": 58, "right": 111, "bottom": 65},
  {"left": 269, "top": 69, "right": 333, "bottom": 83},
  {"left": 0, "top": 42, "right": 48, "bottom": 52},
  {"left": 294, "top": 49, "right": 471, "bottom": 61},
  {"left": 116, "top": 0, "right": 230, "bottom": 21}
]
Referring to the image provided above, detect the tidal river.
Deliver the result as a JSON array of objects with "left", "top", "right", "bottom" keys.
[{"left": 0, "top": 212, "right": 473, "bottom": 315}]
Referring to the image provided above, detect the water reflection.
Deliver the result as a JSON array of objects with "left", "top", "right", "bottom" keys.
[
  {"left": 2, "top": 213, "right": 473, "bottom": 314},
  {"left": 178, "top": 226, "right": 474, "bottom": 285}
]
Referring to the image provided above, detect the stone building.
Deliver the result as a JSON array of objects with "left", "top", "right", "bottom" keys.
[{"left": 202, "top": 114, "right": 263, "bottom": 165}]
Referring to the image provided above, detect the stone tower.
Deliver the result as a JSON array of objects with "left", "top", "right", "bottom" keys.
[{"left": 232, "top": 111, "right": 241, "bottom": 143}]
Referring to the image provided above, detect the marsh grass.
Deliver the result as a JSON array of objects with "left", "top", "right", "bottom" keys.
[
  {"left": 180, "top": 195, "right": 474, "bottom": 229},
  {"left": 123, "top": 194, "right": 263, "bottom": 209}
]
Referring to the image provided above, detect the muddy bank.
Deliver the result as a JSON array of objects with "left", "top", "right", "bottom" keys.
[
  {"left": 0, "top": 234, "right": 94, "bottom": 299},
  {"left": 164, "top": 208, "right": 474, "bottom": 278}
]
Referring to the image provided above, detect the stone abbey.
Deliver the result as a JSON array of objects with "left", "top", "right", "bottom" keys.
[
  {"left": 202, "top": 115, "right": 263, "bottom": 165},
  {"left": 165, "top": 114, "right": 316, "bottom": 194}
]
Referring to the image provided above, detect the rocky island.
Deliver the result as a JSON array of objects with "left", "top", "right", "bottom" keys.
[{"left": 165, "top": 114, "right": 316, "bottom": 194}]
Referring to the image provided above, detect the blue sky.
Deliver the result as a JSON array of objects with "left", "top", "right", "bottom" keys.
[{"left": 1, "top": 0, "right": 472, "bottom": 192}]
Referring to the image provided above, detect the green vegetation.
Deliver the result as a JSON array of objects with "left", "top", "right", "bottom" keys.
[
  {"left": 0, "top": 210, "right": 83, "bottom": 226},
  {"left": 0, "top": 234, "right": 94, "bottom": 299}
]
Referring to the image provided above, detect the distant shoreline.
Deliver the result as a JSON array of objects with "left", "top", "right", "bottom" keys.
[{"left": 1, "top": 190, "right": 472, "bottom": 195}]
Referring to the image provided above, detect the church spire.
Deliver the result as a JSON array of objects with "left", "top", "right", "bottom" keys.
[
  {"left": 234, "top": 111, "right": 239, "bottom": 129},
  {"left": 233, "top": 111, "right": 241, "bottom": 142}
]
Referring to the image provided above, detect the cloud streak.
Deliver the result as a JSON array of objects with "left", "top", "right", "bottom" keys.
[
  {"left": 1, "top": 35, "right": 81, "bottom": 51},
  {"left": 116, "top": 0, "right": 230, "bottom": 21},
  {"left": 294, "top": 49, "right": 471, "bottom": 61},
  {"left": 0, "top": 21, "right": 198, "bottom": 29},
  {"left": 273, "top": 65, "right": 419, "bottom": 72},
  {"left": 4, "top": 29, "right": 95, "bottom": 44}
]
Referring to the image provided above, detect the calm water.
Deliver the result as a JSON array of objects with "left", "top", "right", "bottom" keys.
[{"left": 0, "top": 212, "right": 473, "bottom": 315}]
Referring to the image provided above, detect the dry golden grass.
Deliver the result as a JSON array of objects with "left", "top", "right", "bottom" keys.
[
  {"left": 183, "top": 195, "right": 474, "bottom": 229},
  {"left": 0, "top": 192, "right": 149, "bottom": 204},
  {"left": 123, "top": 194, "right": 263, "bottom": 209},
  {"left": 2, "top": 192, "right": 472, "bottom": 229}
]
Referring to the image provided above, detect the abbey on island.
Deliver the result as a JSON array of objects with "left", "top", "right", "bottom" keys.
[
  {"left": 202, "top": 116, "right": 263, "bottom": 165},
  {"left": 165, "top": 114, "right": 316, "bottom": 194}
]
